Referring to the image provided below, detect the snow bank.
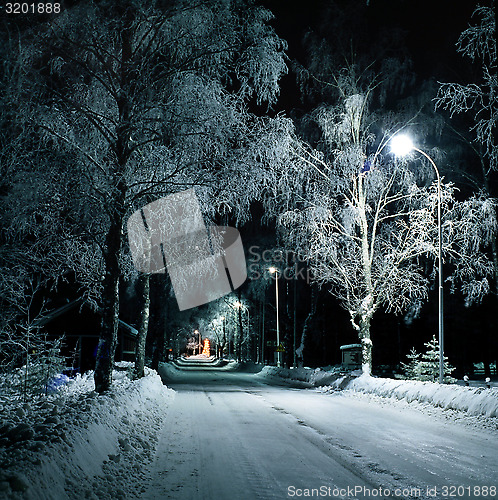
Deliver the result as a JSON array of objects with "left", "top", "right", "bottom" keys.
[
  {"left": 258, "top": 366, "right": 498, "bottom": 418},
  {"left": 332, "top": 374, "right": 498, "bottom": 418},
  {"left": 258, "top": 365, "right": 348, "bottom": 387},
  {"left": 0, "top": 363, "right": 174, "bottom": 499}
]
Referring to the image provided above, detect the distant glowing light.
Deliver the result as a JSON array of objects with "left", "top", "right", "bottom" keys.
[
  {"left": 390, "top": 135, "right": 414, "bottom": 156},
  {"left": 268, "top": 266, "right": 277, "bottom": 274},
  {"left": 202, "top": 338, "right": 211, "bottom": 356}
]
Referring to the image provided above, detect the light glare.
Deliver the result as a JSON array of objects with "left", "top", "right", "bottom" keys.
[{"left": 391, "top": 135, "right": 414, "bottom": 156}]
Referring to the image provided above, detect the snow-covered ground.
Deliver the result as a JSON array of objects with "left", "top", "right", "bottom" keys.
[
  {"left": 149, "top": 361, "right": 497, "bottom": 499},
  {"left": 0, "top": 363, "right": 174, "bottom": 499},
  {"left": 1, "top": 360, "right": 497, "bottom": 499}
]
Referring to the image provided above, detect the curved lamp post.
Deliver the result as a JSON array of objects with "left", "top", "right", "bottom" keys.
[
  {"left": 391, "top": 135, "right": 444, "bottom": 384},
  {"left": 269, "top": 266, "right": 281, "bottom": 367}
]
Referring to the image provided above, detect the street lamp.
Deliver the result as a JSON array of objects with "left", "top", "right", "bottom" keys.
[
  {"left": 233, "top": 300, "right": 250, "bottom": 360},
  {"left": 269, "top": 266, "right": 281, "bottom": 367},
  {"left": 391, "top": 134, "right": 444, "bottom": 384},
  {"left": 194, "top": 329, "right": 201, "bottom": 355}
]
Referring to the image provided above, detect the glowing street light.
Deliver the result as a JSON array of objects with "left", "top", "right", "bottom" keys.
[
  {"left": 269, "top": 267, "right": 281, "bottom": 367},
  {"left": 391, "top": 134, "right": 445, "bottom": 384},
  {"left": 390, "top": 134, "right": 415, "bottom": 157}
]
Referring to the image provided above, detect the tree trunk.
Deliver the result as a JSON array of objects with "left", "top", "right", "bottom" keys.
[
  {"left": 151, "top": 328, "right": 165, "bottom": 371},
  {"left": 360, "top": 315, "right": 373, "bottom": 376},
  {"left": 94, "top": 20, "right": 133, "bottom": 392},
  {"left": 134, "top": 273, "right": 151, "bottom": 379},
  {"left": 296, "top": 287, "right": 317, "bottom": 367},
  {"left": 151, "top": 324, "right": 166, "bottom": 371},
  {"left": 94, "top": 219, "right": 122, "bottom": 393},
  {"left": 293, "top": 259, "right": 297, "bottom": 367},
  {"left": 357, "top": 174, "right": 374, "bottom": 377},
  {"left": 151, "top": 279, "right": 170, "bottom": 370}
]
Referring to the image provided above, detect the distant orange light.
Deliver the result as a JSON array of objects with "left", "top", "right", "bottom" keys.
[{"left": 202, "top": 338, "right": 211, "bottom": 356}]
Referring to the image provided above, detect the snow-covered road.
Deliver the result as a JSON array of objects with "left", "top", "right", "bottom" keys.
[{"left": 143, "top": 362, "right": 498, "bottom": 500}]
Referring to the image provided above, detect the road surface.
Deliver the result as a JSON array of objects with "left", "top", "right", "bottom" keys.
[{"left": 142, "top": 360, "right": 498, "bottom": 500}]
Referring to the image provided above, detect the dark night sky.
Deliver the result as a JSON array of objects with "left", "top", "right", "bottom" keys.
[{"left": 262, "top": 0, "right": 486, "bottom": 112}]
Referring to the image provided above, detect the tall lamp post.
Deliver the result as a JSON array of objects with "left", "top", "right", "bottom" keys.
[
  {"left": 390, "top": 135, "right": 444, "bottom": 383},
  {"left": 269, "top": 267, "right": 281, "bottom": 367},
  {"left": 234, "top": 300, "right": 250, "bottom": 360},
  {"left": 220, "top": 316, "right": 225, "bottom": 359}
]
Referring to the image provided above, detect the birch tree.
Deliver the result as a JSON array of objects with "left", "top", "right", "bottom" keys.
[
  {"left": 9, "top": 0, "right": 288, "bottom": 391},
  {"left": 277, "top": 77, "right": 496, "bottom": 376}
]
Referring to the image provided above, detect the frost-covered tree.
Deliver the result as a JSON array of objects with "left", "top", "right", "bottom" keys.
[
  {"left": 435, "top": 5, "right": 497, "bottom": 293},
  {"left": 206, "top": 316, "right": 227, "bottom": 358},
  {"left": 401, "top": 339, "right": 455, "bottom": 383},
  {"left": 276, "top": 70, "right": 496, "bottom": 376},
  {"left": 0, "top": 276, "right": 65, "bottom": 399},
  {"left": 199, "top": 295, "right": 251, "bottom": 360},
  {"left": 8, "top": 0, "right": 288, "bottom": 391},
  {"left": 435, "top": 6, "right": 496, "bottom": 172},
  {"left": 400, "top": 347, "right": 421, "bottom": 380},
  {"left": 418, "top": 335, "right": 455, "bottom": 383}
]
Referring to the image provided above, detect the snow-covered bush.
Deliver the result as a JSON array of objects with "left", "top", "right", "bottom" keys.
[
  {"left": 400, "top": 347, "right": 421, "bottom": 380},
  {"left": 401, "top": 336, "right": 455, "bottom": 383},
  {"left": 1, "top": 333, "right": 65, "bottom": 398}
]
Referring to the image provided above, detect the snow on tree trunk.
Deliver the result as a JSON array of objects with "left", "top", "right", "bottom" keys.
[
  {"left": 360, "top": 317, "right": 373, "bottom": 376},
  {"left": 134, "top": 274, "right": 151, "bottom": 380},
  {"left": 94, "top": 255, "right": 120, "bottom": 393}
]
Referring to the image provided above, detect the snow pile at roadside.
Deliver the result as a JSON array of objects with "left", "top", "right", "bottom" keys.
[
  {"left": 258, "top": 365, "right": 347, "bottom": 387},
  {"left": 0, "top": 363, "right": 174, "bottom": 500},
  {"left": 258, "top": 365, "right": 498, "bottom": 418},
  {"left": 322, "top": 374, "right": 498, "bottom": 418}
]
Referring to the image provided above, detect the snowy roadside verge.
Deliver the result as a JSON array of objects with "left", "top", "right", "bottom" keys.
[
  {"left": 258, "top": 366, "right": 498, "bottom": 418},
  {"left": 256, "top": 365, "right": 349, "bottom": 387},
  {"left": 0, "top": 363, "right": 174, "bottom": 500},
  {"left": 329, "top": 374, "right": 498, "bottom": 418}
]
